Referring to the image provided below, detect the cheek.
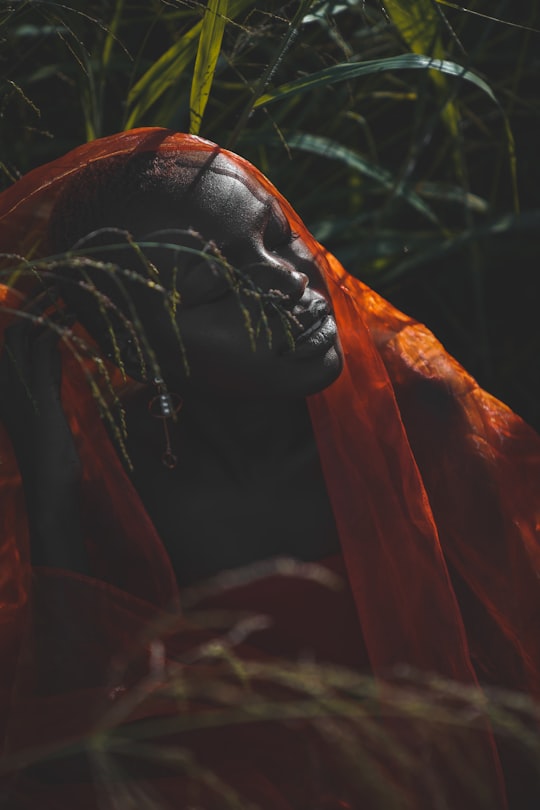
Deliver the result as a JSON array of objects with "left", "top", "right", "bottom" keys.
[
  {"left": 160, "top": 301, "right": 261, "bottom": 372},
  {"left": 187, "top": 290, "right": 288, "bottom": 346}
]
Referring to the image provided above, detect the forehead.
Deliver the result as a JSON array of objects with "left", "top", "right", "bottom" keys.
[
  {"left": 146, "top": 152, "right": 284, "bottom": 236},
  {"left": 192, "top": 153, "right": 276, "bottom": 219},
  {"left": 133, "top": 152, "right": 287, "bottom": 242}
]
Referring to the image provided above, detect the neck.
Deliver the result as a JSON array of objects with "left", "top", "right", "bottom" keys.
[
  {"left": 186, "top": 392, "right": 311, "bottom": 449},
  {"left": 121, "top": 386, "right": 314, "bottom": 477}
]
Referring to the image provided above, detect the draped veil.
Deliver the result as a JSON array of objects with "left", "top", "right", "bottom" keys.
[{"left": 0, "top": 128, "right": 539, "bottom": 808}]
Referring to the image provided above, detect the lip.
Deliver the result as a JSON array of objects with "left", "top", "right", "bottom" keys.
[{"left": 280, "top": 298, "right": 338, "bottom": 358}]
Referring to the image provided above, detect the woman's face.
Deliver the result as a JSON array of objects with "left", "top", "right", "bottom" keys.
[{"left": 124, "top": 152, "right": 343, "bottom": 398}]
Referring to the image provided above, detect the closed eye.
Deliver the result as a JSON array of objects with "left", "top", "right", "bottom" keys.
[
  {"left": 263, "top": 208, "right": 300, "bottom": 252},
  {"left": 140, "top": 228, "right": 233, "bottom": 305}
]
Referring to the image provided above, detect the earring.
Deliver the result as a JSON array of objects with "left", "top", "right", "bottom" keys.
[{"left": 148, "top": 377, "right": 183, "bottom": 469}]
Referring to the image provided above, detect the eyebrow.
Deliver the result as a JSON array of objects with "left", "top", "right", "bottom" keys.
[{"left": 263, "top": 201, "right": 289, "bottom": 231}]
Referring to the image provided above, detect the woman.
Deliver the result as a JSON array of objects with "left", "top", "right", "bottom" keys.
[{"left": 0, "top": 128, "right": 539, "bottom": 808}]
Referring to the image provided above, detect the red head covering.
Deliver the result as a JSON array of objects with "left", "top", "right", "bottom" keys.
[{"left": 1, "top": 128, "right": 539, "bottom": 808}]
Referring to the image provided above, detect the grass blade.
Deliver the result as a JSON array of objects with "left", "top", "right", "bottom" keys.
[
  {"left": 125, "top": 0, "right": 248, "bottom": 130},
  {"left": 102, "top": 0, "right": 125, "bottom": 71},
  {"left": 226, "top": 0, "right": 315, "bottom": 149},
  {"left": 190, "top": 0, "right": 229, "bottom": 136},
  {"left": 254, "top": 54, "right": 497, "bottom": 108},
  {"left": 384, "top": 0, "right": 460, "bottom": 137},
  {"left": 286, "top": 132, "right": 440, "bottom": 224},
  {"left": 436, "top": 1, "right": 540, "bottom": 34},
  {"left": 378, "top": 209, "right": 540, "bottom": 284},
  {"left": 125, "top": 22, "right": 201, "bottom": 129}
]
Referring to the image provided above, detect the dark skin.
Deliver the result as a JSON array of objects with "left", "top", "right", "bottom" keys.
[{"left": 0, "top": 153, "right": 343, "bottom": 585}]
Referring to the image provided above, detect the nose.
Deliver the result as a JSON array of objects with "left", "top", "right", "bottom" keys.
[{"left": 244, "top": 259, "right": 309, "bottom": 309}]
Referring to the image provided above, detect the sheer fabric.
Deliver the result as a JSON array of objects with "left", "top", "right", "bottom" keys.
[{"left": 0, "top": 128, "right": 539, "bottom": 808}]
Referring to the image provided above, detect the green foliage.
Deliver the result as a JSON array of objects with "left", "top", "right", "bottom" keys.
[
  {"left": 282, "top": 131, "right": 441, "bottom": 223},
  {"left": 190, "top": 0, "right": 230, "bottom": 134},
  {"left": 253, "top": 53, "right": 497, "bottom": 106},
  {"left": 125, "top": 19, "right": 202, "bottom": 130},
  {"left": 383, "top": 0, "right": 461, "bottom": 143}
]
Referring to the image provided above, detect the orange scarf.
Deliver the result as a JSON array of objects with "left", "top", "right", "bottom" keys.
[{"left": 1, "top": 128, "right": 539, "bottom": 808}]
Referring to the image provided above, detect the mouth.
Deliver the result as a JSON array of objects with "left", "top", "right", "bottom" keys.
[
  {"left": 294, "top": 300, "right": 329, "bottom": 340},
  {"left": 280, "top": 297, "right": 338, "bottom": 358}
]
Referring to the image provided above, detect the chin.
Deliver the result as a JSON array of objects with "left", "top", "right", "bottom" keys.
[{"left": 288, "top": 343, "right": 344, "bottom": 398}]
